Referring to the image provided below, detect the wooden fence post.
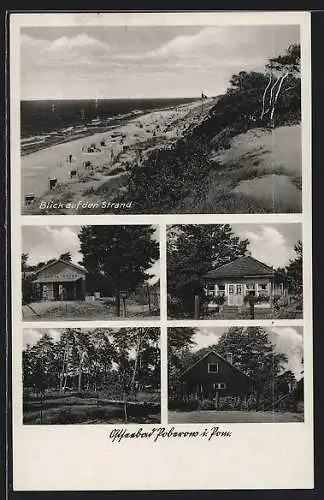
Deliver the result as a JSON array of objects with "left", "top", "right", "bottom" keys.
[
  {"left": 147, "top": 284, "right": 152, "bottom": 313},
  {"left": 249, "top": 296, "right": 255, "bottom": 319},
  {"left": 194, "top": 295, "right": 200, "bottom": 320},
  {"left": 122, "top": 296, "right": 127, "bottom": 318}
]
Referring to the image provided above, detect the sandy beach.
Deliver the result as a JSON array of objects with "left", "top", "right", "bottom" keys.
[{"left": 22, "top": 99, "right": 215, "bottom": 214}]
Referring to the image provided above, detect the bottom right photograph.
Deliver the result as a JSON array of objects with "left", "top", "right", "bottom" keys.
[{"left": 168, "top": 326, "right": 304, "bottom": 423}]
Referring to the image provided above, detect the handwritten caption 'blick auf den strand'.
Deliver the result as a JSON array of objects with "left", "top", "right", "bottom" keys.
[{"left": 109, "top": 426, "right": 232, "bottom": 443}]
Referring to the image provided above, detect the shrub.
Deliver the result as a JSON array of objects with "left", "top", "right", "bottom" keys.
[
  {"left": 106, "top": 167, "right": 124, "bottom": 177},
  {"left": 243, "top": 294, "right": 270, "bottom": 305},
  {"left": 208, "top": 294, "right": 226, "bottom": 305},
  {"left": 168, "top": 398, "right": 199, "bottom": 411},
  {"left": 199, "top": 399, "right": 216, "bottom": 410}
]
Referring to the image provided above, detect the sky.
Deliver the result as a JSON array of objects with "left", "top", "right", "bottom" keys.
[
  {"left": 22, "top": 225, "right": 160, "bottom": 283},
  {"left": 20, "top": 25, "right": 299, "bottom": 100},
  {"left": 189, "top": 326, "right": 304, "bottom": 380},
  {"left": 231, "top": 223, "right": 302, "bottom": 268}
]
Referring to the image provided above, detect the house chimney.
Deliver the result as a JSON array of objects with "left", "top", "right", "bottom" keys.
[{"left": 225, "top": 352, "right": 233, "bottom": 364}]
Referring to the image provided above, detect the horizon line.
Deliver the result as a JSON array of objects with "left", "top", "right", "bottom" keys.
[{"left": 20, "top": 96, "right": 216, "bottom": 102}]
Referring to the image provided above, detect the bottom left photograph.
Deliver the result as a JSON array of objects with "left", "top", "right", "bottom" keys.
[{"left": 22, "top": 327, "right": 161, "bottom": 425}]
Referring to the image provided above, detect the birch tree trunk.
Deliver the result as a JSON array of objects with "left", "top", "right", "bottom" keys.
[
  {"left": 123, "top": 391, "right": 128, "bottom": 423},
  {"left": 270, "top": 72, "right": 289, "bottom": 121}
]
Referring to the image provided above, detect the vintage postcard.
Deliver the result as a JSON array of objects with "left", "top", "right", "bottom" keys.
[{"left": 9, "top": 11, "right": 313, "bottom": 491}]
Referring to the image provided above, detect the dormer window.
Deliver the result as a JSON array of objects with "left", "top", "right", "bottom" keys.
[{"left": 208, "top": 363, "right": 218, "bottom": 373}]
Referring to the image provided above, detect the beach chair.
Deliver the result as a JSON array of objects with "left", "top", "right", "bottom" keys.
[
  {"left": 49, "top": 178, "right": 58, "bottom": 190},
  {"left": 25, "top": 194, "right": 36, "bottom": 206}
]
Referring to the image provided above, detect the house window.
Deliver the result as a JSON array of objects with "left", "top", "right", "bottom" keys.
[
  {"left": 236, "top": 285, "right": 242, "bottom": 294},
  {"left": 208, "top": 363, "right": 219, "bottom": 373},
  {"left": 213, "top": 382, "right": 226, "bottom": 389},
  {"left": 228, "top": 285, "right": 235, "bottom": 295},
  {"left": 246, "top": 284, "right": 256, "bottom": 296},
  {"left": 205, "top": 283, "right": 215, "bottom": 297},
  {"left": 217, "top": 285, "right": 225, "bottom": 296},
  {"left": 259, "top": 283, "right": 268, "bottom": 296}
]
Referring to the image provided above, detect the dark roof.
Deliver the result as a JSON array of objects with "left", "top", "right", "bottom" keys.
[
  {"left": 202, "top": 255, "right": 274, "bottom": 280},
  {"left": 180, "top": 349, "right": 252, "bottom": 381},
  {"left": 33, "top": 259, "right": 88, "bottom": 277}
]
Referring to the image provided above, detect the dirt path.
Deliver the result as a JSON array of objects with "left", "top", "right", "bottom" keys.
[{"left": 22, "top": 300, "right": 159, "bottom": 321}]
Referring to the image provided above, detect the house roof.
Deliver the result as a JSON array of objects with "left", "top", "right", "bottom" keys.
[
  {"left": 33, "top": 259, "right": 88, "bottom": 277},
  {"left": 202, "top": 255, "right": 274, "bottom": 280},
  {"left": 180, "top": 348, "right": 252, "bottom": 381},
  {"left": 33, "top": 275, "right": 83, "bottom": 284}
]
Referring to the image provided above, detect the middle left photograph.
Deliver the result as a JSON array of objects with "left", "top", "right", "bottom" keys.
[{"left": 21, "top": 224, "right": 160, "bottom": 321}]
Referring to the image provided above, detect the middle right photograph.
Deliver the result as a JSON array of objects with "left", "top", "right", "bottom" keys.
[{"left": 167, "top": 223, "right": 302, "bottom": 320}]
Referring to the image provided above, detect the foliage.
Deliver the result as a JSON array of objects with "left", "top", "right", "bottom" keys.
[
  {"left": 23, "top": 328, "right": 160, "bottom": 406},
  {"left": 167, "top": 327, "right": 197, "bottom": 385},
  {"left": 59, "top": 252, "right": 72, "bottom": 262},
  {"left": 285, "top": 240, "right": 303, "bottom": 296},
  {"left": 243, "top": 294, "right": 270, "bottom": 304},
  {"left": 208, "top": 295, "right": 226, "bottom": 305},
  {"left": 212, "top": 327, "right": 287, "bottom": 388},
  {"left": 167, "top": 224, "right": 249, "bottom": 316},
  {"left": 78, "top": 225, "right": 159, "bottom": 315},
  {"left": 168, "top": 398, "right": 199, "bottom": 411},
  {"left": 266, "top": 44, "right": 301, "bottom": 75}
]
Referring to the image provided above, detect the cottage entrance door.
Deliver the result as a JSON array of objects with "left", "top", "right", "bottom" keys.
[
  {"left": 228, "top": 284, "right": 243, "bottom": 306},
  {"left": 235, "top": 284, "right": 243, "bottom": 306}
]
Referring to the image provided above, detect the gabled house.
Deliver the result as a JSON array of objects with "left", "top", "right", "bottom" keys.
[
  {"left": 178, "top": 349, "right": 254, "bottom": 404},
  {"left": 202, "top": 255, "right": 285, "bottom": 308},
  {"left": 32, "top": 259, "right": 88, "bottom": 301}
]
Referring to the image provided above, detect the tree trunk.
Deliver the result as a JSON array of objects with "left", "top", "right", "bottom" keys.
[
  {"left": 78, "top": 364, "right": 82, "bottom": 392},
  {"left": 78, "top": 351, "right": 85, "bottom": 392},
  {"left": 59, "top": 349, "right": 67, "bottom": 393},
  {"left": 115, "top": 290, "right": 121, "bottom": 317},
  {"left": 131, "top": 337, "right": 141, "bottom": 394},
  {"left": 63, "top": 373, "right": 68, "bottom": 392},
  {"left": 147, "top": 284, "right": 151, "bottom": 313},
  {"left": 123, "top": 392, "right": 128, "bottom": 423},
  {"left": 194, "top": 295, "right": 200, "bottom": 320},
  {"left": 270, "top": 72, "right": 289, "bottom": 121}
]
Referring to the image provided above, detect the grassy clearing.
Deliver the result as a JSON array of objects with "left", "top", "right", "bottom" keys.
[
  {"left": 168, "top": 410, "right": 303, "bottom": 423},
  {"left": 23, "top": 392, "right": 161, "bottom": 424}
]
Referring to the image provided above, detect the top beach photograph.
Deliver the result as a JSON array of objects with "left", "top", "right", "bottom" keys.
[{"left": 19, "top": 23, "right": 303, "bottom": 215}]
